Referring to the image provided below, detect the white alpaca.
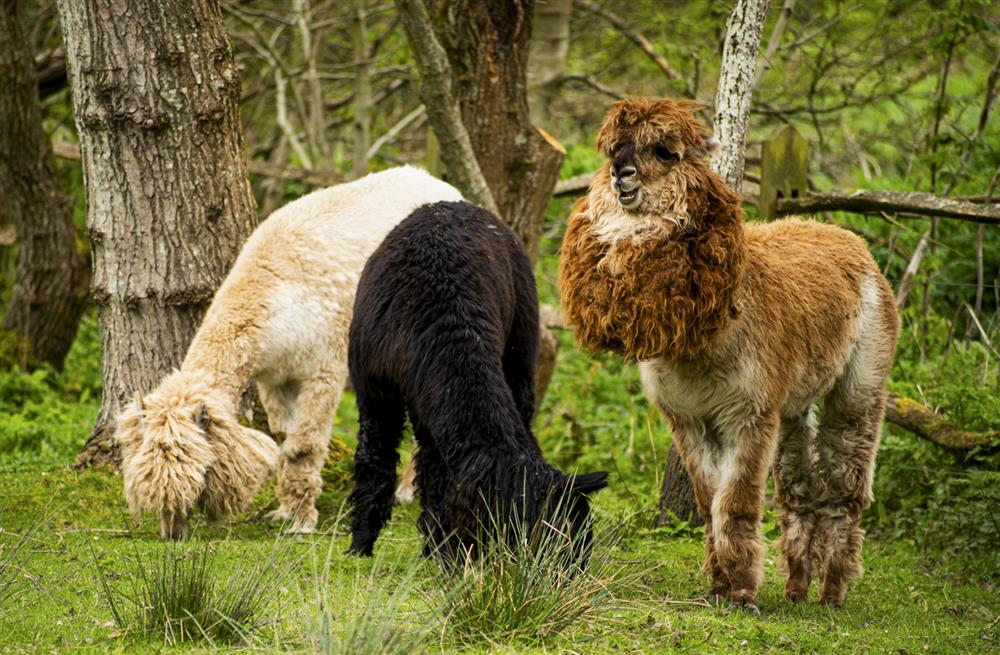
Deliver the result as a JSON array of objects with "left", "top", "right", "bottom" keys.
[{"left": 116, "top": 167, "right": 463, "bottom": 539}]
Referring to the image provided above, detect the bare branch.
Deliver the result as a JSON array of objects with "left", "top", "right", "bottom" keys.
[
  {"left": 776, "top": 190, "right": 1000, "bottom": 225},
  {"left": 573, "top": 0, "right": 685, "bottom": 83}
]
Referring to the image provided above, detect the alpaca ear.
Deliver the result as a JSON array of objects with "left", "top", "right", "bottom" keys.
[
  {"left": 195, "top": 402, "right": 210, "bottom": 431},
  {"left": 703, "top": 137, "right": 720, "bottom": 154},
  {"left": 570, "top": 471, "right": 609, "bottom": 496}
]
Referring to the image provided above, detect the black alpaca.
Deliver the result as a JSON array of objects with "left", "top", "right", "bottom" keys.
[{"left": 346, "top": 200, "right": 608, "bottom": 559}]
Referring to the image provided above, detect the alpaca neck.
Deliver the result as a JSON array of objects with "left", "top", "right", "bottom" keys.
[{"left": 181, "top": 306, "right": 263, "bottom": 406}]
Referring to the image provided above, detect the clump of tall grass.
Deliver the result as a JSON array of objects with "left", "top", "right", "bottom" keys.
[
  {"left": 435, "top": 498, "right": 640, "bottom": 646},
  {"left": 93, "top": 533, "right": 298, "bottom": 645},
  {"left": 309, "top": 538, "right": 436, "bottom": 655}
]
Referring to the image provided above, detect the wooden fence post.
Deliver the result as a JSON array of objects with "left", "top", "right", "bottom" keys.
[{"left": 759, "top": 124, "right": 808, "bottom": 219}]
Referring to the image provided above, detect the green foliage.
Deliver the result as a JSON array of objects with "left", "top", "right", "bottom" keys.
[{"left": 0, "top": 314, "right": 100, "bottom": 471}]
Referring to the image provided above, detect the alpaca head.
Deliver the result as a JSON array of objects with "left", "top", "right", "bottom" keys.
[
  {"left": 593, "top": 97, "right": 717, "bottom": 226},
  {"left": 115, "top": 369, "right": 280, "bottom": 540},
  {"left": 448, "top": 462, "right": 609, "bottom": 566}
]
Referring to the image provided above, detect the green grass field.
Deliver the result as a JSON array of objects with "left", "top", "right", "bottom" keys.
[{"left": 0, "top": 459, "right": 997, "bottom": 653}]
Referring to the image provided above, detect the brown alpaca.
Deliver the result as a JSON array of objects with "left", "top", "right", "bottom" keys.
[{"left": 559, "top": 98, "right": 899, "bottom": 610}]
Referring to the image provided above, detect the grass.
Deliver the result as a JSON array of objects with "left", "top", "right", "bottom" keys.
[
  {"left": 92, "top": 533, "right": 297, "bottom": 645},
  {"left": 0, "top": 462, "right": 996, "bottom": 653}
]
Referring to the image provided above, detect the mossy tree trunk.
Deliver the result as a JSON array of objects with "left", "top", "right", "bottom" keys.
[
  {"left": 0, "top": 0, "right": 90, "bottom": 371},
  {"left": 57, "top": 0, "right": 257, "bottom": 468}
]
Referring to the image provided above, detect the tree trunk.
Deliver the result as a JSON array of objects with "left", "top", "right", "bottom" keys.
[
  {"left": 427, "top": 0, "right": 565, "bottom": 258},
  {"left": 398, "top": 0, "right": 565, "bottom": 406},
  {"left": 0, "top": 0, "right": 89, "bottom": 371},
  {"left": 58, "top": 0, "right": 257, "bottom": 468},
  {"left": 658, "top": 445, "right": 700, "bottom": 525},
  {"left": 351, "top": 0, "right": 371, "bottom": 179},
  {"left": 527, "top": 0, "right": 572, "bottom": 131},
  {"left": 709, "top": 0, "right": 771, "bottom": 194},
  {"left": 659, "top": 0, "right": 769, "bottom": 526}
]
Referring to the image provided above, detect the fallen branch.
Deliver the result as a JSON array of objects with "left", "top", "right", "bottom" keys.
[
  {"left": 776, "top": 190, "right": 1000, "bottom": 225},
  {"left": 885, "top": 393, "right": 998, "bottom": 451}
]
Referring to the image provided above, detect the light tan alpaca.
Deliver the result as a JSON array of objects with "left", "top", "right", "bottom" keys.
[
  {"left": 116, "top": 167, "right": 462, "bottom": 539},
  {"left": 559, "top": 98, "right": 899, "bottom": 610}
]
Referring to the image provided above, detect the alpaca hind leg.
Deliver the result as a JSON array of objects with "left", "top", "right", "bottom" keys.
[
  {"left": 259, "top": 381, "right": 297, "bottom": 523},
  {"left": 774, "top": 409, "right": 819, "bottom": 602},
  {"left": 394, "top": 439, "right": 418, "bottom": 505},
  {"left": 347, "top": 382, "right": 406, "bottom": 555},
  {"left": 712, "top": 412, "right": 780, "bottom": 612},
  {"left": 813, "top": 387, "right": 884, "bottom": 608},
  {"left": 272, "top": 375, "right": 342, "bottom": 534}
]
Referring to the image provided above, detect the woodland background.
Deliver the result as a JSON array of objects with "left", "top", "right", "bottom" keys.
[{"left": 0, "top": 0, "right": 998, "bottom": 652}]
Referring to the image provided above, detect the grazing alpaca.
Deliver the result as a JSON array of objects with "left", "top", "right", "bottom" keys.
[
  {"left": 559, "top": 98, "right": 899, "bottom": 609},
  {"left": 115, "top": 167, "right": 462, "bottom": 539},
  {"left": 347, "top": 201, "right": 608, "bottom": 559}
]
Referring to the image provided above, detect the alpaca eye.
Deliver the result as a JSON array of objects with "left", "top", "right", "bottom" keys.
[{"left": 653, "top": 145, "right": 677, "bottom": 162}]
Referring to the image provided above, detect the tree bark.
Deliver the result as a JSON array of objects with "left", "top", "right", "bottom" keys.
[
  {"left": 351, "top": 0, "right": 372, "bottom": 178},
  {"left": 58, "top": 0, "right": 257, "bottom": 468},
  {"left": 397, "top": 0, "right": 565, "bottom": 405},
  {"left": 659, "top": 0, "right": 769, "bottom": 526},
  {"left": 0, "top": 0, "right": 89, "bottom": 371},
  {"left": 658, "top": 445, "right": 700, "bottom": 525},
  {"left": 426, "top": 0, "right": 566, "bottom": 258},
  {"left": 709, "top": 0, "right": 771, "bottom": 193},
  {"left": 527, "top": 0, "right": 572, "bottom": 130}
]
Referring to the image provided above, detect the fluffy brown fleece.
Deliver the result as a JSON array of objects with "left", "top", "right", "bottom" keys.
[{"left": 559, "top": 97, "right": 899, "bottom": 610}]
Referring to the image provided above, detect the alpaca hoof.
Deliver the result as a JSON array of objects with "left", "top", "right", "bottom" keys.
[
  {"left": 265, "top": 507, "right": 292, "bottom": 523},
  {"left": 784, "top": 580, "right": 809, "bottom": 603},
  {"left": 394, "top": 485, "right": 416, "bottom": 505},
  {"left": 284, "top": 522, "right": 316, "bottom": 536},
  {"left": 729, "top": 589, "right": 759, "bottom": 615},
  {"left": 345, "top": 544, "right": 373, "bottom": 557},
  {"left": 819, "top": 580, "right": 846, "bottom": 608},
  {"left": 732, "top": 600, "right": 761, "bottom": 616}
]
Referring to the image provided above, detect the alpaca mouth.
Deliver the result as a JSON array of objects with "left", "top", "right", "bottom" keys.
[{"left": 618, "top": 188, "right": 641, "bottom": 208}]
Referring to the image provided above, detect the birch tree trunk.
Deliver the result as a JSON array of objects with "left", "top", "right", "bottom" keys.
[
  {"left": 0, "top": 0, "right": 89, "bottom": 370},
  {"left": 527, "top": 0, "right": 572, "bottom": 130},
  {"left": 58, "top": 0, "right": 257, "bottom": 468},
  {"left": 710, "top": 0, "right": 771, "bottom": 194},
  {"left": 659, "top": 0, "right": 770, "bottom": 525}
]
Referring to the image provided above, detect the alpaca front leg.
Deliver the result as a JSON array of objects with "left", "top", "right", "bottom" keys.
[
  {"left": 272, "top": 377, "right": 340, "bottom": 534},
  {"left": 668, "top": 418, "right": 727, "bottom": 599},
  {"left": 347, "top": 386, "right": 405, "bottom": 556},
  {"left": 712, "top": 413, "right": 779, "bottom": 612}
]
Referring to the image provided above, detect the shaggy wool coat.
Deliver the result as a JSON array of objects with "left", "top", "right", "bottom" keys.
[
  {"left": 116, "top": 167, "right": 462, "bottom": 539},
  {"left": 347, "top": 200, "right": 607, "bottom": 559},
  {"left": 559, "top": 97, "right": 898, "bottom": 609}
]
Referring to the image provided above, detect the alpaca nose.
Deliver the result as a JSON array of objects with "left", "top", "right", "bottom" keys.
[
  {"left": 615, "top": 165, "right": 637, "bottom": 179},
  {"left": 612, "top": 165, "right": 638, "bottom": 192}
]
